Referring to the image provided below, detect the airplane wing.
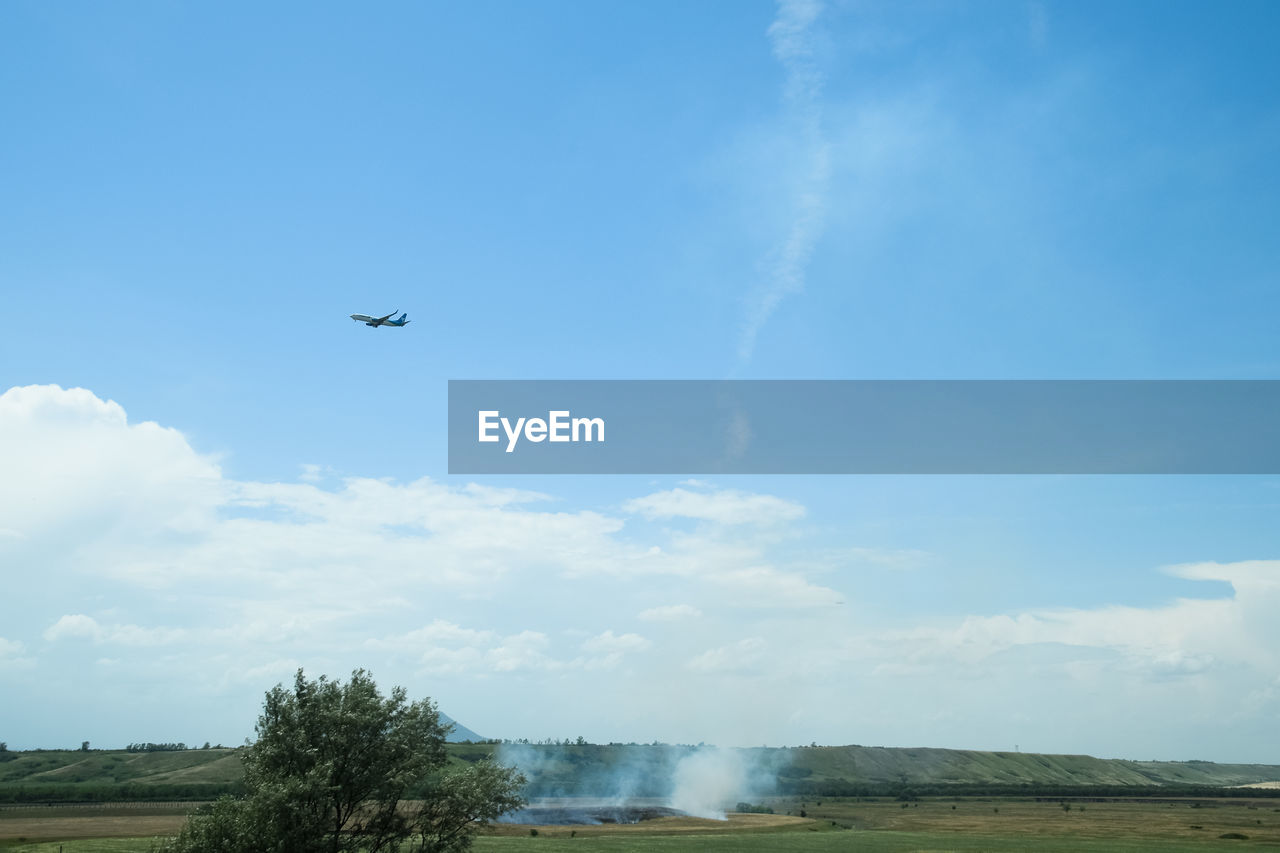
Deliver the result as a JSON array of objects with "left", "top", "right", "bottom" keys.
[{"left": 372, "top": 310, "right": 398, "bottom": 325}]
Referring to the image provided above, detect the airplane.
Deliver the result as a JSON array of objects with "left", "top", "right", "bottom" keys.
[{"left": 349, "top": 310, "right": 410, "bottom": 328}]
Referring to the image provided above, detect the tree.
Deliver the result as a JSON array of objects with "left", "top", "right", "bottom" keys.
[
  {"left": 412, "top": 759, "right": 526, "bottom": 852},
  {"left": 162, "top": 669, "right": 525, "bottom": 853}
]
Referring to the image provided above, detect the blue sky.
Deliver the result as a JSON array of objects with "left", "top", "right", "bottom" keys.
[{"left": 3, "top": 1, "right": 1280, "bottom": 763}]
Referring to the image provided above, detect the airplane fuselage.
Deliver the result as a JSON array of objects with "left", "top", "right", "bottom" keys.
[{"left": 350, "top": 313, "right": 410, "bottom": 327}]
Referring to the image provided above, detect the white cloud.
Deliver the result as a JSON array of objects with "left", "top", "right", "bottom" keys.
[
  {"left": 638, "top": 604, "right": 703, "bottom": 622},
  {"left": 0, "top": 637, "right": 33, "bottom": 670},
  {"left": 855, "top": 560, "right": 1280, "bottom": 681},
  {"left": 402, "top": 620, "right": 498, "bottom": 649},
  {"left": 623, "top": 487, "right": 805, "bottom": 525},
  {"left": 0, "top": 385, "right": 224, "bottom": 542},
  {"left": 582, "top": 631, "right": 650, "bottom": 654},
  {"left": 372, "top": 622, "right": 556, "bottom": 675},
  {"left": 375, "top": 625, "right": 652, "bottom": 676},
  {"left": 43, "top": 614, "right": 102, "bottom": 642},
  {"left": 418, "top": 645, "right": 486, "bottom": 676},
  {"left": 44, "top": 614, "right": 187, "bottom": 646},
  {"left": 298, "top": 463, "right": 328, "bottom": 483},
  {"left": 710, "top": 566, "right": 841, "bottom": 607},
  {"left": 220, "top": 659, "right": 306, "bottom": 690},
  {"left": 687, "top": 638, "right": 767, "bottom": 674},
  {"left": 8, "top": 385, "right": 1280, "bottom": 757},
  {"left": 487, "top": 631, "right": 555, "bottom": 673},
  {"left": 578, "top": 630, "right": 652, "bottom": 671}
]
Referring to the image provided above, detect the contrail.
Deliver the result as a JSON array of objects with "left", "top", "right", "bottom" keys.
[{"left": 739, "top": 0, "right": 830, "bottom": 363}]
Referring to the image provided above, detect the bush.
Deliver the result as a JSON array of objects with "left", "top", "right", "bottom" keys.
[{"left": 735, "top": 802, "right": 775, "bottom": 814}]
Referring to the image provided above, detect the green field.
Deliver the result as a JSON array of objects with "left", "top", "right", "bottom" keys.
[{"left": 4, "top": 796, "right": 1280, "bottom": 852}]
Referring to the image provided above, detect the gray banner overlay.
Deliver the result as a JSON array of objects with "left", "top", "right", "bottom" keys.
[{"left": 447, "top": 380, "right": 1280, "bottom": 474}]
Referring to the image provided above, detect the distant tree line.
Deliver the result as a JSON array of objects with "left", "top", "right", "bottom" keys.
[
  {"left": 500, "top": 737, "right": 590, "bottom": 746},
  {"left": 126, "top": 742, "right": 190, "bottom": 752},
  {"left": 776, "top": 780, "right": 1280, "bottom": 799}
]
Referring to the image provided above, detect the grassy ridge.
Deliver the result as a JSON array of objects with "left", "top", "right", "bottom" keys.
[
  {"left": 775, "top": 745, "right": 1280, "bottom": 789},
  {"left": 2, "top": 744, "right": 1279, "bottom": 803},
  {"left": 0, "top": 751, "right": 242, "bottom": 788},
  {"left": 0, "top": 750, "right": 245, "bottom": 803}
]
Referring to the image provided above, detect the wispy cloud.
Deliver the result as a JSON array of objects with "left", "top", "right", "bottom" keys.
[
  {"left": 43, "top": 614, "right": 187, "bottom": 646},
  {"left": 638, "top": 604, "right": 703, "bottom": 622},
  {"left": 0, "top": 637, "right": 33, "bottom": 670},
  {"left": 687, "top": 637, "right": 767, "bottom": 674},
  {"left": 739, "top": 0, "right": 831, "bottom": 362},
  {"left": 622, "top": 485, "right": 805, "bottom": 526}
]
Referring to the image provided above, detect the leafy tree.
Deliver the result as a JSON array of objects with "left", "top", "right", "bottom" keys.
[
  {"left": 161, "top": 669, "right": 525, "bottom": 853},
  {"left": 411, "top": 759, "right": 526, "bottom": 852}
]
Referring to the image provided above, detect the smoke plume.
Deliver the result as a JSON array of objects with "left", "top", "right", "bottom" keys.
[{"left": 496, "top": 743, "right": 785, "bottom": 822}]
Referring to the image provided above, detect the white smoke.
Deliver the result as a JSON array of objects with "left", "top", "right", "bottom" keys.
[
  {"left": 668, "top": 747, "right": 750, "bottom": 820},
  {"left": 496, "top": 742, "right": 785, "bottom": 823}
]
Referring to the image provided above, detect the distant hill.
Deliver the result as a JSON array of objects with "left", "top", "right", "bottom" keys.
[
  {"left": 3, "top": 742, "right": 1279, "bottom": 803},
  {"left": 0, "top": 746, "right": 245, "bottom": 802},
  {"left": 476, "top": 744, "right": 1280, "bottom": 798},
  {"left": 439, "top": 713, "right": 485, "bottom": 743},
  {"left": 775, "top": 745, "right": 1280, "bottom": 789}
]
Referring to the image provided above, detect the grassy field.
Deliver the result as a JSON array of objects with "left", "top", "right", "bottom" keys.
[
  {"left": 4, "top": 796, "right": 1280, "bottom": 851},
  {"left": 791, "top": 795, "right": 1280, "bottom": 844},
  {"left": 0, "top": 804, "right": 192, "bottom": 847},
  {"left": 2, "top": 831, "right": 1275, "bottom": 852}
]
